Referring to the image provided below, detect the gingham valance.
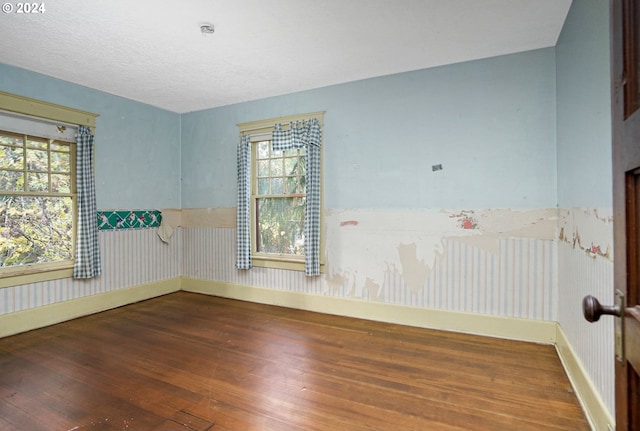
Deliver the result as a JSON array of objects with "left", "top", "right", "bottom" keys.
[{"left": 272, "top": 118, "right": 322, "bottom": 150}]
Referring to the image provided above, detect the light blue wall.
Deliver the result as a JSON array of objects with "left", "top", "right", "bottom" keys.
[
  {"left": 0, "top": 63, "right": 182, "bottom": 210},
  {"left": 1, "top": 46, "right": 558, "bottom": 211},
  {"left": 181, "top": 48, "right": 558, "bottom": 210},
  {"left": 556, "top": 0, "right": 612, "bottom": 207}
]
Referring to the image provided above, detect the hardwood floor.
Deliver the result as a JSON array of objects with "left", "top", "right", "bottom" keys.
[{"left": 0, "top": 292, "right": 590, "bottom": 430}]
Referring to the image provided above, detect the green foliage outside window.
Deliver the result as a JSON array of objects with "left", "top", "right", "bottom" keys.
[
  {"left": 0, "top": 196, "right": 73, "bottom": 266},
  {"left": 254, "top": 141, "right": 306, "bottom": 257},
  {"left": 0, "top": 131, "right": 75, "bottom": 269}
]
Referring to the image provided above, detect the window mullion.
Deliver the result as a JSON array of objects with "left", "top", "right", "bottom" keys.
[
  {"left": 47, "top": 138, "right": 52, "bottom": 193},
  {"left": 21, "top": 134, "right": 27, "bottom": 192}
]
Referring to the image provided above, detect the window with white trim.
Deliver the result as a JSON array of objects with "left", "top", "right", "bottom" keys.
[
  {"left": 0, "top": 91, "right": 97, "bottom": 286},
  {"left": 237, "top": 112, "right": 324, "bottom": 274},
  {"left": 253, "top": 139, "right": 306, "bottom": 258},
  {"left": 0, "top": 127, "right": 76, "bottom": 275}
]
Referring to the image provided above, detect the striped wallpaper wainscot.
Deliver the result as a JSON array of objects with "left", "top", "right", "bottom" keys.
[
  {"left": 555, "top": 207, "right": 615, "bottom": 419},
  {"left": 181, "top": 227, "right": 325, "bottom": 295},
  {"left": 558, "top": 240, "right": 615, "bottom": 419},
  {"left": 182, "top": 226, "right": 557, "bottom": 321},
  {"left": 0, "top": 228, "right": 182, "bottom": 315},
  {"left": 381, "top": 238, "right": 556, "bottom": 320}
]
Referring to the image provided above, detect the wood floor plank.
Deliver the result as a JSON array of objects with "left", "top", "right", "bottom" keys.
[{"left": 0, "top": 292, "right": 590, "bottom": 430}]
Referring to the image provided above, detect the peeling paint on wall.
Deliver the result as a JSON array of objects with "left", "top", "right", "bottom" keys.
[
  {"left": 340, "top": 220, "right": 359, "bottom": 227},
  {"left": 558, "top": 208, "right": 613, "bottom": 260},
  {"left": 364, "top": 277, "right": 383, "bottom": 301},
  {"left": 397, "top": 243, "right": 431, "bottom": 293},
  {"left": 447, "top": 208, "right": 558, "bottom": 255},
  {"left": 451, "top": 210, "right": 479, "bottom": 230},
  {"left": 325, "top": 270, "right": 349, "bottom": 293},
  {"left": 324, "top": 208, "right": 558, "bottom": 299},
  {"left": 325, "top": 209, "right": 473, "bottom": 298},
  {"left": 177, "top": 208, "right": 558, "bottom": 320}
]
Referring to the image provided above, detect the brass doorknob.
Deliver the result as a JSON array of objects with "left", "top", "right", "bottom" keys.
[{"left": 582, "top": 295, "right": 622, "bottom": 322}]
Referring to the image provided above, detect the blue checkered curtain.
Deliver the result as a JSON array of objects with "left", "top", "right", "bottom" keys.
[
  {"left": 272, "top": 119, "right": 322, "bottom": 276},
  {"left": 236, "top": 134, "right": 252, "bottom": 269},
  {"left": 73, "top": 126, "right": 101, "bottom": 279}
]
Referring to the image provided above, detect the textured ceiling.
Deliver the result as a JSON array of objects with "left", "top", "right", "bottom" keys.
[{"left": 0, "top": 0, "right": 572, "bottom": 113}]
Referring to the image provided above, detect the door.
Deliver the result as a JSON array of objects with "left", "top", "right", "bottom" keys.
[
  {"left": 583, "top": 0, "right": 640, "bottom": 429},
  {"left": 612, "top": 0, "right": 639, "bottom": 429}
]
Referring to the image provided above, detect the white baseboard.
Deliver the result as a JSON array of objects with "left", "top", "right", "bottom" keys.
[
  {"left": 181, "top": 277, "right": 557, "bottom": 344},
  {"left": 555, "top": 325, "right": 614, "bottom": 431},
  {"left": 0, "top": 277, "right": 181, "bottom": 338}
]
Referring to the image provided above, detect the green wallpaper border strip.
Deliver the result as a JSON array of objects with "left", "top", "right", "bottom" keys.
[{"left": 97, "top": 210, "right": 162, "bottom": 231}]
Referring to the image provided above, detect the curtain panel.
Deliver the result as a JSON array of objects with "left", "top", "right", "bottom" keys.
[
  {"left": 236, "top": 134, "right": 252, "bottom": 270},
  {"left": 73, "top": 125, "right": 101, "bottom": 279},
  {"left": 236, "top": 118, "right": 322, "bottom": 276}
]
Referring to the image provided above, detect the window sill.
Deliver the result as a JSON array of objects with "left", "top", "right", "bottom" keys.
[
  {"left": 0, "top": 262, "right": 74, "bottom": 288},
  {"left": 252, "top": 255, "right": 324, "bottom": 273}
]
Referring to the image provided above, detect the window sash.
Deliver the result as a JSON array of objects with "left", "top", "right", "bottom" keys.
[
  {"left": 250, "top": 140, "right": 306, "bottom": 261},
  {"left": 1, "top": 131, "right": 76, "bottom": 194},
  {"left": 0, "top": 130, "right": 78, "bottom": 277}
]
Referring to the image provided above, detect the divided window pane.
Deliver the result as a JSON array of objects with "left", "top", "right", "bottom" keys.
[
  {"left": 252, "top": 140, "right": 306, "bottom": 257},
  {"left": 0, "top": 130, "right": 76, "bottom": 271}
]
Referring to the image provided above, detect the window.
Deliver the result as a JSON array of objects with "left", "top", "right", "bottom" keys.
[
  {"left": 237, "top": 112, "right": 324, "bottom": 274},
  {"left": 253, "top": 140, "right": 306, "bottom": 259},
  {"left": 0, "top": 130, "right": 76, "bottom": 272},
  {"left": 0, "top": 91, "right": 98, "bottom": 287}
]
